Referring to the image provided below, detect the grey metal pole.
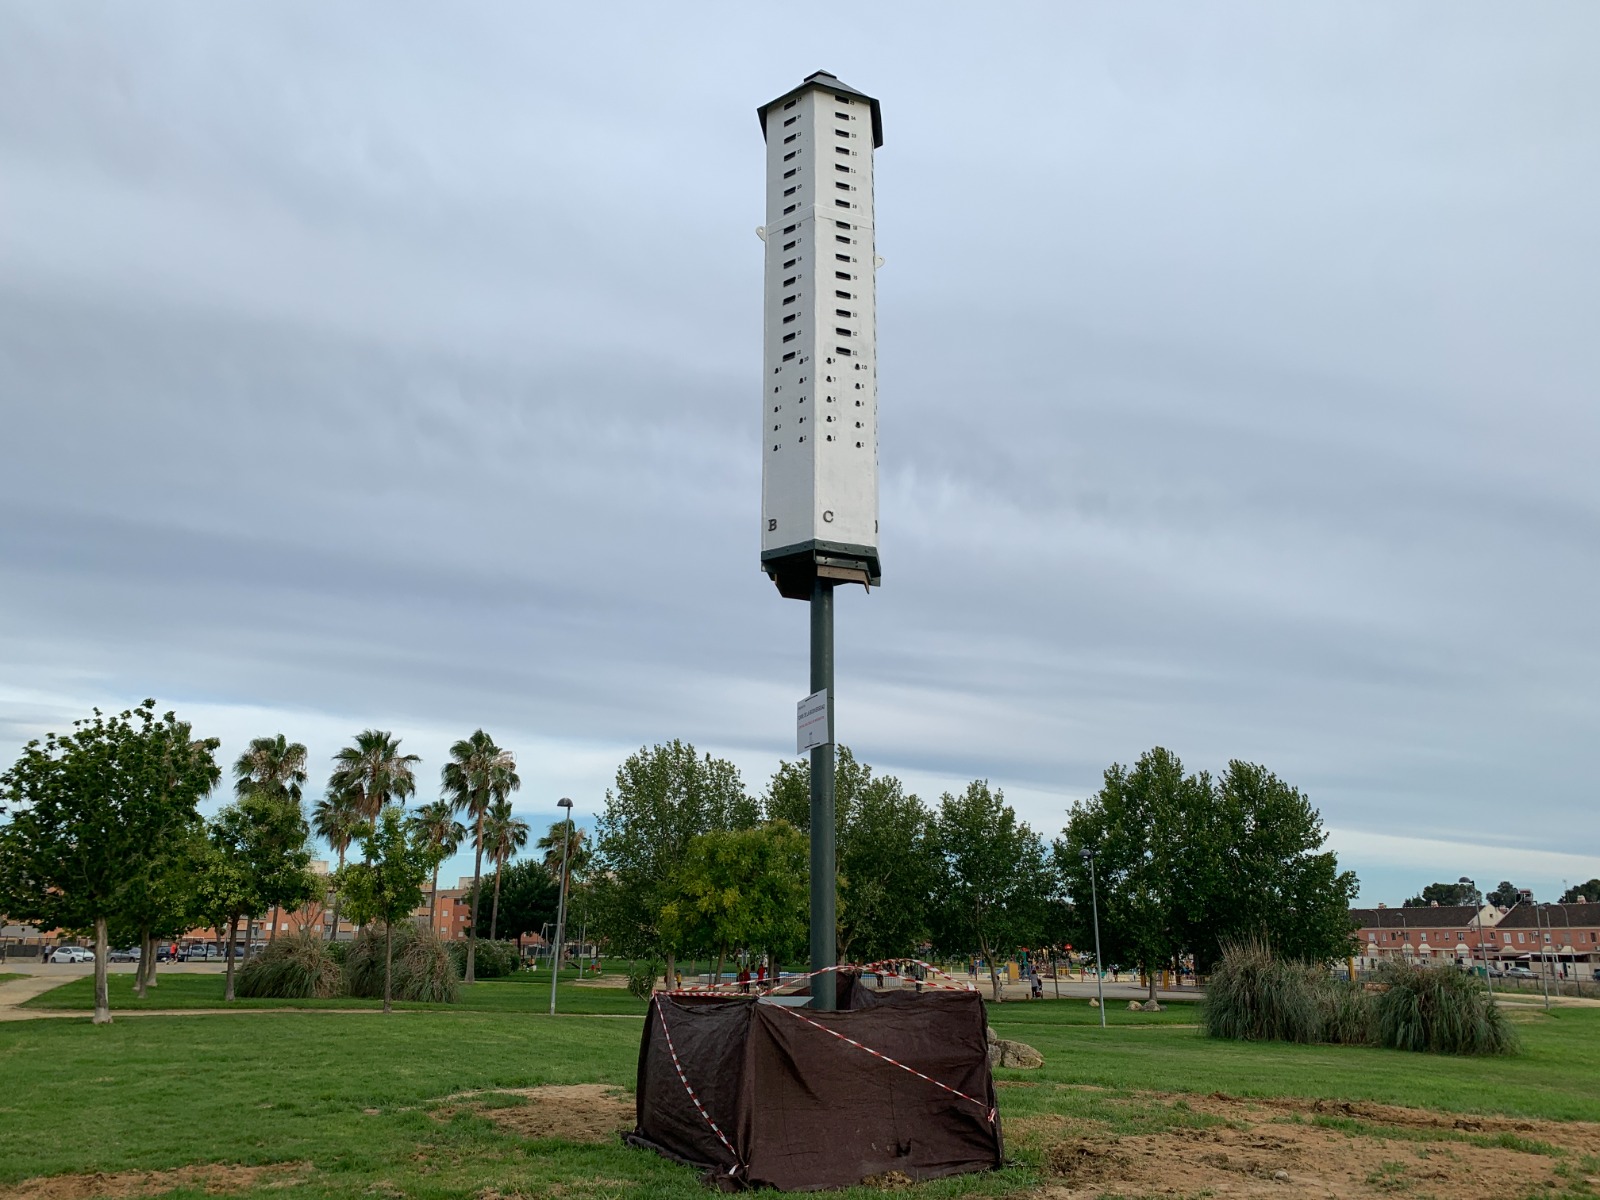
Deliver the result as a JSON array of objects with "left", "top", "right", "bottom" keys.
[
  {"left": 809, "top": 576, "right": 836, "bottom": 1011},
  {"left": 1083, "top": 849, "right": 1106, "bottom": 1028},
  {"left": 549, "top": 799, "right": 574, "bottom": 1016},
  {"left": 1536, "top": 903, "right": 1550, "bottom": 1011}
]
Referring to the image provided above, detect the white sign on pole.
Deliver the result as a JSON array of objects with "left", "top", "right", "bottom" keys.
[{"left": 796, "top": 688, "right": 831, "bottom": 754}]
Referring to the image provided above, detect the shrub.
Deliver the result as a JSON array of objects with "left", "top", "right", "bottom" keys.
[
  {"left": 326, "top": 939, "right": 349, "bottom": 967},
  {"left": 1202, "top": 939, "right": 1325, "bottom": 1044},
  {"left": 1318, "top": 976, "right": 1376, "bottom": 1046},
  {"left": 347, "top": 923, "right": 459, "bottom": 1004},
  {"left": 235, "top": 933, "right": 343, "bottom": 1000},
  {"left": 1373, "top": 961, "right": 1519, "bottom": 1056},
  {"left": 446, "top": 938, "right": 520, "bottom": 980},
  {"left": 628, "top": 959, "right": 663, "bottom": 1000}
]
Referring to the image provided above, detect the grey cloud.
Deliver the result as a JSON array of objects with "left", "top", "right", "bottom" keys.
[{"left": 1, "top": 3, "right": 1596, "bottom": 902}]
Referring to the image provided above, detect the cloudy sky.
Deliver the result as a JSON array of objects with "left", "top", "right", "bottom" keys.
[{"left": 2, "top": 4, "right": 1595, "bottom": 906}]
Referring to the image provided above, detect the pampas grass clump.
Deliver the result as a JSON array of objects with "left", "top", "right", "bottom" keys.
[
  {"left": 1373, "top": 960, "right": 1519, "bottom": 1056},
  {"left": 346, "top": 923, "right": 459, "bottom": 1003},
  {"left": 235, "top": 933, "right": 343, "bottom": 999}
]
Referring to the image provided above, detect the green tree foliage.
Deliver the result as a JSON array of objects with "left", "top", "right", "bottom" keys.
[
  {"left": 441, "top": 730, "right": 519, "bottom": 984},
  {"left": 408, "top": 800, "right": 465, "bottom": 934},
  {"left": 590, "top": 741, "right": 757, "bottom": 983},
  {"left": 1403, "top": 881, "right": 1484, "bottom": 908},
  {"left": 536, "top": 820, "right": 590, "bottom": 881},
  {"left": 659, "top": 822, "right": 809, "bottom": 980},
  {"left": 1059, "top": 750, "right": 1358, "bottom": 994},
  {"left": 334, "top": 807, "right": 432, "bottom": 1013},
  {"left": 232, "top": 734, "right": 312, "bottom": 947},
  {"left": 329, "top": 730, "right": 420, "bottom": 820},
  {"left": 468, "top": 859, "right": 560, "bottom": 949},
  {"left": 1056, "top": 748, "right": 1200, "bottom": 998},
  {"left": 928, "top": 780, "right": 1050, "bottom": 1001},
  {"left": 0, "top": 702, "right": 220, "bottom": 1024},
  {"left": 1560, "top": 879, "right": 1600, "bottom": 904},
  {"left": 193, "top": 814, "right": 258, "bottom": 1002},
  {"left": 310, "top": 790, "right": 362, "bottom": 942},
  {"left": 1191, "top": 760, "right": 1359, "bottom": 970},
  {"left": 763, "top": 748, "right": 934, "bottom": 962},
  {"left": 1487, "top": 881, "right": 1522, "bottom": 908}
]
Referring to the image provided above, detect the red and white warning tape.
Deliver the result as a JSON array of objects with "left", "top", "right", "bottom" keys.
[
  {"left": 652, "top": 996, "right": 743, "bottom": 1173},
  {"left": 774, "top": 1003, "right": 998, "bottom": 1125}
]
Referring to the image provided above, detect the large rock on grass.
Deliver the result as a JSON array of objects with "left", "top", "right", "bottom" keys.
[{"left": 985, "top": 1025, "right": 1044, "bottom": 1069}]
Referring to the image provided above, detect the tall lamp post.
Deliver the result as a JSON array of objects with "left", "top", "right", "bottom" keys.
[
  {"left": 1080, "top": 848, "right": 1106, "bottom": 1029},
  {"left": 548, "top": 797, "right": 574, "bottom": 1016},
  {"left": 1462, "top": 877, "right": 1493, "bottom": 999}
]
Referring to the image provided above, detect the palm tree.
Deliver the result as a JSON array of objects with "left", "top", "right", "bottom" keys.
[
  {"left": 536, "top": 820, "right": 589, "bottom": 885},
  {"left": 409, "top": 800, "right": 465, "bottom": 933},
  {"left": 442, "top": 730, "right": 520, "bottom": 983},
  {"left": 483, "top": 798, "right": 531, "bottom": 942},
  {"left": 233, "top": 735, "right": 309, "bottom": 946},
  {"left": 311, "top": 791, "right": 362, "bottom": 942},
  {"left": 329, "top": 730, "right": 420, "bottom": 821},
  {"left": 232, "top": 734, "right": 309, "bottom": 803}
]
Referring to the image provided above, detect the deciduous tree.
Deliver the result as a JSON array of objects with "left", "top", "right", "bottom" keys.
[
  {"left": 764, "top": 749, "right": 934, "bottom": 962},
  {"left": 591, "top": 740, "right": 758, "bottom": 986},
  {"left": 0, "top": 702, "right": 219, "bottom": 1024},
  {"left": 929, "top": 780, "right": 1050, "bottom": 1001},
  {"left": 659, "top": 822, "right": 809, "bottom": 984},
  {"left": 1403, "top": 881, "right": 1483, "bottom": 909},
  {"left": 335, "top": 807, "right": 431, "bottom": 1013}
]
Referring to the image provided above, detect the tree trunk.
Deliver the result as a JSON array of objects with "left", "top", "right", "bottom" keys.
[
  {"left": 383, "top": 922, "right": 394, "bottom": 1015},
  {"left": 92, "top": 916, "right": 112, "bottom": 1025},
  {"left": 466, "top": 812, "right": 485, "bottom": 984},
  {"left": 985, "top": 943, "right": 1004, "bottom": 1003},
  {"left": 715, "top": 948, "right": 726, "bottom": 990},
  {"left": 665, "top": 951, "right": 676, "bottom": 992},
  {"left": 269, "top": 906, "right": 281, "bottom": 944},
  {"left": 428, "top": 864, "right": 441, "bottom": 933},
  {"left": 224, "top": 916, "right": 238, "bottom": 1002},
  {"left": 145, "top": 932, "right": 159, "bottom": 990},
  {"left": 328, "top": 845, "right": 347, "bottom": 943},
  {"left": 1146, "top": 963, "right": 1158, "bottom": 1002},
  {"left": 134, "top": 928, "right": 151, "bottom": 998},
  {"left": 490, "top": 862, "right": 503, "bottom": 943}
]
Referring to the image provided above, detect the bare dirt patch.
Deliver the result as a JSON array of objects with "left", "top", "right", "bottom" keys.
[
  {"left": 1018, "top": 1090, "right": 1600, "bottom": 1199},
  {"left": 433, "top": 1084, "right": 634, "bottom": 1145},
  {"left": 0, "top": 1162, "right": 310, "bottom": 1200}
]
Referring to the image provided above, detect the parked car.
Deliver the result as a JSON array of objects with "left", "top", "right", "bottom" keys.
[
  {"left": 50, "top": 947, "right": 94, "bottom": 964},
  {"left": 181, "top": 944, "right": 223, "bottom": 962},
  {"left": 1505, "top": 966, "right": 1537, "bottom": 980},
  {"left": 108, "top": 947, "right": 142, "bottom": 963}
]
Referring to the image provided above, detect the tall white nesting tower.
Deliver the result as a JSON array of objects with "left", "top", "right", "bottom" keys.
[{"left": 757, "top": 71, "right": 883, "bottom": 600}]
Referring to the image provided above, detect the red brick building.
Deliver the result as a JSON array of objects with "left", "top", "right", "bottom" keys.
[{"left": 1350, "top": 901, "right": 1600, "bottom": 977}]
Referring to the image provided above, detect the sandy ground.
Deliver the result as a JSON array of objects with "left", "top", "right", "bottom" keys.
[
  {"left": 0, "top": 1163, "right": 312, "bottom": 1200},
  {"left": 430, "top": 1083, "right": 635, "bottom": 1143},
  {"left": 1011, "top": 1086, "right": 1600, "bottom": 1199}
]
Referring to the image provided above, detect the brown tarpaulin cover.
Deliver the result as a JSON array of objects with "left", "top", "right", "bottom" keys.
[{"left": 628, "top": 977, "right": 1003, "bottom": 1191}]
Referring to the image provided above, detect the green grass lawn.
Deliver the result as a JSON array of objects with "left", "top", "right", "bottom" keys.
[
  {"left": 24, "top": 970, "right": 651, "bottom": 1015},
  {"left": 986, "top": 1003, "right": 1600, "bottom": 1122},
  {"left": 0, "top": 972, "right": 24, "bottom": 984},
  {"left": 6, "top": 987, "right": 1599, "bottom": 1199}
]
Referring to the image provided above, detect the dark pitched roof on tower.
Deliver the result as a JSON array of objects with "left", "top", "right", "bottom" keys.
[{"left": 757, "top": 70, "right": 884, "bottom": 148}]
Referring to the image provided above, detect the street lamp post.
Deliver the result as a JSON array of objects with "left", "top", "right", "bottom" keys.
[
  {"left": 1533, "top": 901, "right": 1550, "bottom": 1011},
  {"left": 548, "top": 798, "right": 574, "bottom": 1016},
  {"left": 1080, "top": 848, "right": 1106, "bottom": 1029},
  {"left": 1462, "top": 877, "right": 1493, "bottom": 999}
]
